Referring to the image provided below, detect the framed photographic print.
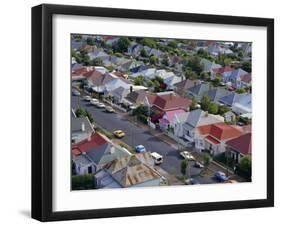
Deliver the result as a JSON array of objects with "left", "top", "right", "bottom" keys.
[{"left": 31, "top": 4, "right": 274, "bottom": 221}]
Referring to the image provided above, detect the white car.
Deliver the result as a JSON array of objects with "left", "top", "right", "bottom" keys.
[
  {"left": 90, "top": 99, "right": 99, "bottom": 105},
  {"left": 105, "top": 106, "right": 115, "bottom": 113},
  {"left": 150, "top": 152, "right": 163, "bottom": 165},
  {"left": 96, "top": 102, "right": 106, "bottom": 108},
  {"left": 180, "top": 151, "right": 195, "bottom": 161},
  {"left": 83, "top": 95, "right": 92, "bottom": 101}
]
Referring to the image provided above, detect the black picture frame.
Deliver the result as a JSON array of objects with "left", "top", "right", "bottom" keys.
[{"left": 32, "top": 3, "right": 274, "bottom": 222}]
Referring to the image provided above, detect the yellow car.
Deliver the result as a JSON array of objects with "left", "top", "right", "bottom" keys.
[{"left": 113, "top": 130, "right": 125, "bottom": 138}]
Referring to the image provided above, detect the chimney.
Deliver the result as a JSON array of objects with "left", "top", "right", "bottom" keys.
[
  {"left": 205, "top": 111, "right": 209, "bottom": 117},
  {"left": 81, "top": 122, "right": 85, "bottom": 132},
  {"left": 130, "top": 85, "right": 133, "bottom": 93}
]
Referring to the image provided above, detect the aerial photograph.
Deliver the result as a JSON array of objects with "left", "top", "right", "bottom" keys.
[{"left": 71, "top": 34, "right": 252, "bottom": 190}]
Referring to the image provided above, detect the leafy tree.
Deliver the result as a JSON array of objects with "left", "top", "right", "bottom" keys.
[
  {"left": 153, "top": 79, "right": 161, "bottom": 92},
  {"left": 197, "top": 49, "right": 212, "bottom": 60},
  {"left": 187, "top": 56, "right": 203, "bottom": 74},
  {"left": 211, "top": 78, "right": 221, "bottom": 87},
  {"left": 133, "top": 105, "right": 149, "bottom": 117},
  {"left": 200, "top": 96, "right": 211, "bottom": 111},
  {"left": 114, "top": 52, "right": 123, "bottom": 57},
  {"left": 116, "top": 37, "right": 131, "bottom": 53},
  {"left": 91, "top": 57, "right": 103, "bottom": 66},
  {"left": 241, "top": 61, "right": 251, "bottom": 72},
  {"left": 200, "top": 72, "right": 211, "bottom": 81},
  {"left": 140, "top": 48, "right": 148, "bottom": 57},
  {"left": 208, "top": 102, "right": 219, "bottom": 114},
  {"left": 167, "top": 40, "right": 178, "bottom": 49},
  {"left": 180, "top": 160, "right": 188, "bottom": 179},
  {"left": 236, "top": 87, "right": 246, "bottom": 94},
  {"left": 190, "top": 97, "right": 198, "bottom": 110},
  {"left": 218, "top": 105, "right": 231, "bottom": 115},
  {"left": 184, "top": 69, "right": 198, "bottom": 80},
  {"left": 149, "top": 55, "right": 159, "bottom": 65},
  {"left": 72, "top": 174, "right": 95, "bottom": 190},
  {"left": 239, "top": 155, "right": 251, "bottom": 171},
  {"left": 86, "top": 37, "right": 94, "bottom": 45},
  {"left": 134, "top": 76, "right": 145, "bottom": 86},
  {"left": 140, "top": 38, "right": 157, "bottom": 48},
  {"left": 146, "top": 80, "right": 154, "bottom": 87},
  {"left": 203, "top": 153, "right": 212, "bottom": 169},
  {"left": 75, "top": 107, "right": 94, "bottom": 123}
]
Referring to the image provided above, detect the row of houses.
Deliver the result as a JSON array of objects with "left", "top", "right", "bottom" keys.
[
  {"left": 200, "top": 58, "right": 252, "bottom": 89},
  {"left": 71, "top": 116, "right": 164, "bottom": 189}
]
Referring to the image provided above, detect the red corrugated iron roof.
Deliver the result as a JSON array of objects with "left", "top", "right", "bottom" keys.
[
  {"left": 226, "top": 133, "right": 251, "bottom": 155},
  {"left": 212, "top": 66, "right": 232, "bottom": 75},
  {"left": 151, "top": 94, "right": 191, "bottom": 111},
  {"left": 205, "top": 135, "right": 220, "bottom": 144},
  {"left": 72, "top": 132, "right": 109, "bottom": 156}
]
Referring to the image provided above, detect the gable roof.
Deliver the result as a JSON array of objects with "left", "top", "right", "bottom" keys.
[
  {"left": 72, "top": 132, "right": 109, "bottom": 156},
  {"left": 104, "top": 152, "right": 160, "bottom": 187},
  {"left": 188, "top": 83, "right": 210, "bottom": 97},
  {"left": 151, "top": 93, "right": 192, "bottom": 112},
  {"left": 206, "top": 88, "right": 230, "bottom": 103},
  {"left": 226, "top": 133, "right": 251, "bottom": 155},
  {"left": 198, "top": 122, "right": 242, "bottom": 141},
  {"left": 228, "top": 68, "right": 248, "bottom": 80},
  {"left": 219, "top": 93, "right": 248, "bottom": 106},
  {"left": 201, "top": 58, "right": 222, "bottom": 72},
  {"left": 174, "top": 79, "right": 200, "bottom": 91}
]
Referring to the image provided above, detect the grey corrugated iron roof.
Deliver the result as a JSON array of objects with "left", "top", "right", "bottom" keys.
[
  {"left": 72, "top": 154, "right": 92, "bottom": 166},
  {"left": 72, "top": 117, "right": 94, "bottom": 134},
  {"left": 206, "top": 88, "right": 230, "bottom": 103},
  {"left": 183, "top": 109, "right": 204, "bottom": 130}
]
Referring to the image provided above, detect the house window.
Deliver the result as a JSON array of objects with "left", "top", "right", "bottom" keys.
[{"left": 88, "top": 166, "right": 92, "bottom": 174}]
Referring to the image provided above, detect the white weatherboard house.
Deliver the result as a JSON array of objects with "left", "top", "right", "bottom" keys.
[{"left": 181, "top": 109, "right": 224, "bottom": 143}]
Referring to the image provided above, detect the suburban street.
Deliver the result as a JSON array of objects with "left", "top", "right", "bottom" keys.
[{"left": 72, "top": 95, "right": 217, "bottom": 184}]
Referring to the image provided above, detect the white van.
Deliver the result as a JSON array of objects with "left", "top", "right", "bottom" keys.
[{"left": 151, "top": 152, "right": 163, "bottom": 165}]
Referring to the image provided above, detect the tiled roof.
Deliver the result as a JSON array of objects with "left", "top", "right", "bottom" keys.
[
  {"left": 198, "top": 122, "right": 242, "bottom": 141},
  {"left": 226, "top": 133, "right": 251, "bottom": 155}
]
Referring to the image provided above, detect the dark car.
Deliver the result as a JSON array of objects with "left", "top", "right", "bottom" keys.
[
  {"left": 194, "top": 161, "right": 204, "bottom": 168},
  {"left": 214, "top": 171, "right": 228, "bottom": 182}
]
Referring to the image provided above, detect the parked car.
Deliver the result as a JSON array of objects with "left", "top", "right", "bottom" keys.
[
  {"left": 194, "top": 161, "right": 204, "bottom": 168},
  {"left": 150, "top": 152, "right": 163, "bottom": 165},
  {"left": 83, "top": 95, "right": 92, "bottom": 101},
  {"left": 96, "top": 102, "right": 106, "bottom": 108},
  {"left": 72, "top": 89, "right": 80, "bottom": 96},
  {"left": 184, "top": 178, "right": 200, "bottom": 185},
  {"left": 214, "top": 171, "right": 228, "bottom": 182},
  {"left": 113, "top": 130, "right": 125, "bottom": 138},
  {"left": 180, "top": 151, "right": 195, "bottom": 161},
  {"left": 105, "top": 106, "right": 115, "bottom": 113},
  {"left": 90, "top": 99, "right": 99, "bottom": 105},
  {"left": 135, "top": 145, "right": 146, "bottom": 153}
]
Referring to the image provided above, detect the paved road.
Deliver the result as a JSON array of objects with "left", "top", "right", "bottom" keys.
[{"left": 72, "top": 95, "right": 217, "bottom": 184}]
